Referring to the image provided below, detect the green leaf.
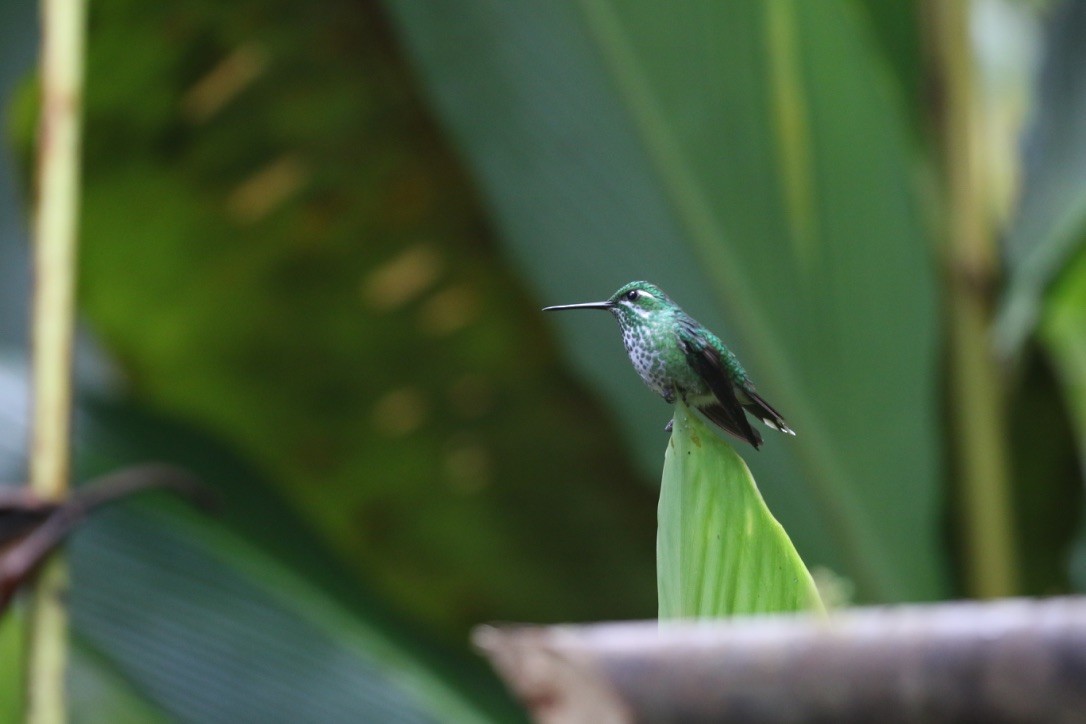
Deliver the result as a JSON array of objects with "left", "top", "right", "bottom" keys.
[
  {"left": 1004, "top": 350, "right": 1082, "bottom": 596},
  {"left": 384, "top": 0, "right": 945, "bottom": 601},
  {"left": 0, "top": 609, "right": 24, "bottom": 723},
  {"left": 658, "top": 404, "right": 822, "bottom": 618},
  {"left": 0, "top": 364, "right": 520, "bottom": 721},
  {"left": 854, "top": 0, "right": 924, "bottom": 128},
  {"left": 70, "top": 0, "right": 658, "bottom": 637},
  {"left": 1042, "top": 250, "right": 1086, "bottom": 458},
  {"left": 69, "top": 502, "right": 494, "bottom": 723},
  {"left": 996, "top": 1, "right": 1086, "bottom": 355},
  {"left": 994, "top": 0, "right": 1086, "bottom": 590},
  {"left": 69, "top": 644, "right": 169, "bottom": 724},
  {"left": 1043, "top": 248, "right": 1086, "bottom": 471},
  {"left": 70, "top": 397, "right": 522, "bottom": 723},
  {"left": 1042, "top": 246, "right": 1086, "bottom": 594}
]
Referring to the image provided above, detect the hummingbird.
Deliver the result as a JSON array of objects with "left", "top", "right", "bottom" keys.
[{"left": 543, "top": 281, "right": 794, "bottom": 449}]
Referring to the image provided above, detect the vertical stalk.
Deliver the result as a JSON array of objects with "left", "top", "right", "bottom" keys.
[
  {"left": 25, "top": 0, "right": 88, "bottom": 720},
  {"left": 928, "top": 0, "right": 1017, "bottom": 597}
]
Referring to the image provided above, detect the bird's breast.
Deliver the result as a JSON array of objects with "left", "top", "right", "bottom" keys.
[{"left": 621, "top": 328, "right": 670, "bottom": 397}]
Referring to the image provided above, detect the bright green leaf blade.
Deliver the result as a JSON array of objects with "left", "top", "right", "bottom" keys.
[
  {"left": 658, "top": 404, "right": 821, "bottom": 619},
  {"left": 996, "top": 1, "right": 1086, "bottom": 355},
  {"left": 384, "top": 0, "right": 944, "bottom": 601}
]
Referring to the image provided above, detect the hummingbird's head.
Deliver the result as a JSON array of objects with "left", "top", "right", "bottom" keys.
[
  {"left": 542, "top": 281, "right": 675, "bottom": 328},
  {"left": 605, "top": 281, "right": 674, "bottom": 326}
]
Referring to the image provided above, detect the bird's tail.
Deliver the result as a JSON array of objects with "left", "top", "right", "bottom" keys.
[{"left": 742, "top": 390, "right": 795, "bottom": 436}]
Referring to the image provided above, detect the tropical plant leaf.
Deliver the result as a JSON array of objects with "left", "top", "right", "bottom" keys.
[
  {"left": 658, "top": 404, "right": 822, "bottom": 618},
  {"left": 854, "top": 0, "right": 925, "bottom": 138},
  {"left": 0, "top": 367, "right": 519, "bottom": 721},
  {"left": 384, "top": 0, "right": 945, "bottom": 602},
  {"left": 1042, "top": 246, "right": 1086, "bottom": 595},
  {"left": 69, "top": 643, "right": 170, "bottom": 724},
  {"left": 996, "top": 0, "right": 1086, "bottom": 356},
  {"left": 0, "top": 608, "right": 23, "bottom": 722},
  {"left": 59, "top": 0, "right": 659, "bottom": 638},
  {"left": 68, "top": 501, "right": 494, "bottom": 723},
  {"left": 70, "top": 395, "right": 523, "bottom": 723},
  {"left": 993, "top": 0, "right": 1086, "bottom": 594},
  {"left": 1042, "top": 249, "right": 1086, "bottom": 473},
  {"left": 0, "top": 0, "right": 35, "bottom": 346},
  {"left": 1004, "top": 351, "right": 1082, "bottom": 596}
]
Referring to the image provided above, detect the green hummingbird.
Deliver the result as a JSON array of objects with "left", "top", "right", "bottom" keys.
[{"left": 544, "top": 281, "right": 794, "bottom": 449}]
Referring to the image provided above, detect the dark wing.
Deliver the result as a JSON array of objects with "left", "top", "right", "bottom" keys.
[
  {"left": 741, "top": 388, "right": 795, "bottom": 436},
  {"left": 677, "top": 323, "right": 762, "bottom": 449}
]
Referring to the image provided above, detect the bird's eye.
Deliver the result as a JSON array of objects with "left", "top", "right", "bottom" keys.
[{"left": 626, "top": 290, "right": 639, "bottom": 302}]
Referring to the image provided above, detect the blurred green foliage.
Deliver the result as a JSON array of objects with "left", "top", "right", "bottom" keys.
[
  {"left": 2, "top": 0, "right": 1086, "bottom": 720},
  {"left": 997, "top": 0, "right": 1086, "bottom": 356},
  {"left": 384, "top": 0, "right": 944, "bottom": 602},
  {"left": 72, "top": 0, "right": 658, "bottom": 635}
]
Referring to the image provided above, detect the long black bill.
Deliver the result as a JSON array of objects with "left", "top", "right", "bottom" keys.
[{"left": 542, "top": 301, "right": 614, "bottom": 312}]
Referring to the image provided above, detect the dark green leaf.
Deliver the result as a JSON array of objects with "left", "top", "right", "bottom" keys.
[
  {"left": 74, "top": 0, "right": 658, "bottom": 637},
  {"left": 996, "top": 0, "right": 1086, "bottom": 355},
  {"left": 1042, "top": 247, "right": 1086, "bottom": 592},
  {"left": 71, "top": 397, "right": 522, "bottom": 722},
  {"left": 384, "top": 0, "right": 946, "bottom": 602}
]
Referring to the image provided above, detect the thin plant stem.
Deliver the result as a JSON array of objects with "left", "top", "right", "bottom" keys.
[
  {"left": 928, "top": 0, "right": 1017, "bottom": 597},
  {"left": 25, "top": 0, "right": 88, "bottom": 720}
]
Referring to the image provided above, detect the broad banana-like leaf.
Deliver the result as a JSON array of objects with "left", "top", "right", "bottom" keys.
[
  {"left": 71, "top": 396, "right": 521, "bottom": 723},
  {"left": 0, "top": 361, "right": 518, "bottom": 722},
  {"left": 385, "top": 0, "right": 945, "bottom": 601},
  {"left": 68, "top": 645, "right": 171, "bottom": 724},
  {"left": 51, "top": 0, "right": 660, "bottom": 637},
  {"left": 659, "top": 404, "right": 822, "bottom": 618},
  {"left": 68, "top": 501, "right": 495, "bottom": 723}
]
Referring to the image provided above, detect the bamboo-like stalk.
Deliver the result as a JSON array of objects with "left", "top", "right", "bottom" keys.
[
  {"left": 928, "top": 0, "right": 1017, "bottom": 597},
  {"left": 25, "top": 0, "right": 88, "bottom": 720}
]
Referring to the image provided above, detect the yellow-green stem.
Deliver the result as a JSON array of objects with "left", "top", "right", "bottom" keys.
[
  {"left": 929, "top": 0, "right": 1017, "bottom": 597},
  {"left": 25, "top": 0, "right": 88, "bottom": 720}
]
